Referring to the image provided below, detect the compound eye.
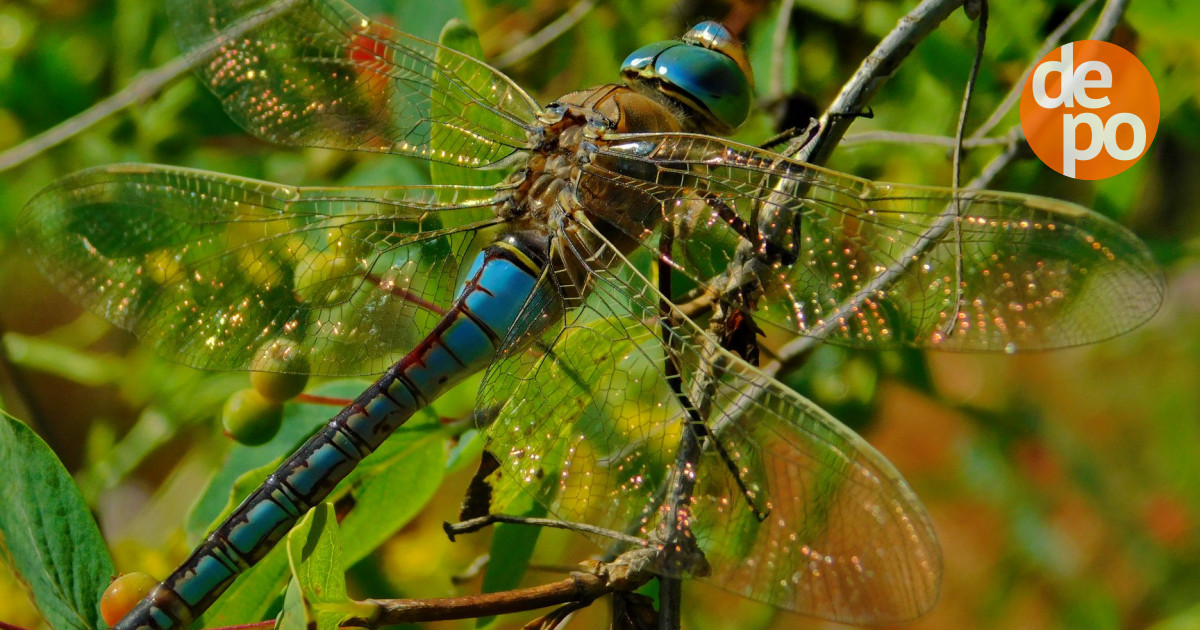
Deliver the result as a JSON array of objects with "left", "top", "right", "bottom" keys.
[
  {"left": 684, "top": 21, "right": 755, "bottom": 90},
  {"left": 620, "top": 40, "right": 677, "bottom": 75},
  {"left": 682, "top": 21, "right": 734, "bottom": 51},
  {"left": 620, "top": 22, "right": 753, "bottom": 133},
  {"left": 654, "top": 43, "right": 751, "bottom": 131}
]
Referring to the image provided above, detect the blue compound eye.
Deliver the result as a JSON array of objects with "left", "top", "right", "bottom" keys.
[
  {"left": 620, "top": 21, "right": 753, "bottom": 133},
  {"left": 655, "top": 44, "right": 750, "bottom": 131},
  {"left": 621, "top": 40, "right": 677, "bottom": 75}
]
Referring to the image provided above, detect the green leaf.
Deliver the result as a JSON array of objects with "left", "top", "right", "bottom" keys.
[
  {"left": 338, "top": 413, "right": 447, "bottom": 565},
  {"left": 446, "top": 428, "right": 485, "bottom": 474},
  {"left": 0, "top": 413, "right": 114, "bottom": 630},
  {"left": 477, "top": 494, "right": 545, "bottom": 627},
  {"left": 351, "top": 0, "right": 469, "bottom": 41},
  {"left": 283, "top": 504, "right": 354, "bottom": 630},
  {"left": 196, "top": 541, "right": 290, "bottom": 628},
  {"left": 276, "top": 578, "right": 307, "bottom": 630},
  {"left": 194, "top": 381, "right": 448, "bottom": 624},
  {"left": 192, "top": 381, "right": 366, "bottom": 627},
  {"left": 2, "top": 331, "right": 125, "bottom": 386}
]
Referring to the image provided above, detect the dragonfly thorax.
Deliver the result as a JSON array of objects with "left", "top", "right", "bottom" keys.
[
  {"left": 498, "top": 84, "right": 685, "bottom": 300},
  {"left": 504, "top": 84, "right": 682, "bottom": 241},
  {"left": 20, "top": 2, "right": 1168, "bottom": 629}
]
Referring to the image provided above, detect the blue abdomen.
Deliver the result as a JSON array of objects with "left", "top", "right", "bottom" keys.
[{"left": 112, "top": 231, "right": 555, "bottom": 630}]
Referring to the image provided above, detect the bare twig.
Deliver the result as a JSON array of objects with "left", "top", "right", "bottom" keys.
[
  {"left": 655, "top": 421, "right": 703, "bottom": 630},
  {"left": 656, "top": 222, "right": 704, "bottom": 630},
  {"left": 445, "top": 514, "right": 649, "bottom": 547},
  {"left": 842, "top": 130, "right": 1008, "bottom": 148},
  {"left": 492, "top": 0, "right": 596, "bottom": 69},
  {"left": 344, "top": 570, "right": 611, "bottom": 626},
  {"left": 1088, "top": 0, "right": 1130, "bottom": 40},
  {"left": 688, "top": 0, "right": 971, "bottom": 334},
  {"left": 768, "top": 0, "right": 1130, "bottom": 370},
  {"left": 0, "top": 53, "right": 195, "bottom": 172},
  {"left": 700, "top": 0, "right": 971, "bottom": 376},
  {"left": 970, "top": 0, "right": 1100, "bottom": 140},
  {"left": 657, "top": 575, "right": 683, "bottom": 630},
  {"left": 788, "top": 0, "right": 967, "bottom": 164},
  {"left": 944, "top": 0, "right": 990, "bottom": 339},
  {"left": 767, "top": 0, "right": 798, "bottom": 102},
  {"left": 0, "top": 0, "right": 300, "bottom": 173},
  {"left": 675, "top": 1, "right": 979, "bottom": 622},
  {"left": 345, "top": 549, "right": 672, "bottom": 627}
]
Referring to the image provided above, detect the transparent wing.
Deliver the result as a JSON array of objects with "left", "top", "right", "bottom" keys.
[
  {"left": 19, "top": 164, "right": 507, "bottom": 375},
  {"left": 169, "top": 0, "right": 541, "bottom": 166},
  {"left": 586, "top": 133, "right": 1164, "bottom": 351},
  {"left": 477, "top": 227, "right": 940, "bottom": 623}
]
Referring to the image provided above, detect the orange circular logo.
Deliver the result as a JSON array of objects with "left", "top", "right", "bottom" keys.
[{"left": 1020, "top": 40, "right": 1159, "bottom": 180}]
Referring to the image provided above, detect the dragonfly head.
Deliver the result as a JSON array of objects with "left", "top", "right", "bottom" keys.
[{"left": 621, "top": 21, "right": 754, "bottom": 135}]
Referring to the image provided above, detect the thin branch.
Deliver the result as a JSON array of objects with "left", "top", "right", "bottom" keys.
[
  {"left": 0, "top": 55, "right": 194, "bottom": 172},
  {"left": 344, "top": 571, "right": 611, "bottom": 626},
  {"left": 699, "top": 0, "right": 971, "bottom": 378},
  {"left": 650, "top": 218, "right": 704, "bottom": 630},
  {"left": 211, "top": 622, "right": 276, "bottom": 630},
  {"left": 788, "top": 0, "right": 967, "bottom": 164},
  {"left": 676, "top": 288, "right": 716, "bottom": 320},
  {"left": 694, "top": 0, "right": 969, "bottom": 336},
  {"left": 671, "top": 1, "right": 979, "bottom": 620},
  {"left": 842, "top": 130, "right": 1008, "bottom": 148},
  {"left": 0, "top": 0, "right": 300, "bottom": 173},
  {"left": 1087, "top": 0, "right": 1130, "bottom": 39},
  {"left": 970, "top": 0, "right": 1100, "bottom": 140},
  {"left": 657, "top": 575, "right": 683, "bottom": 630},
  {"left": 952, "top": 0, "right": 988, "bottom": 193},
  {"left": 655, "top": 419, "right": 703, "bottom": 630},
  {"left": 770, "top": 136, "right": 1015, "bottom": 366},
  {"left": 444, "top": 514, "right": 649, "bottom": 547},
  {"left": 0, "top": 54, "right": 191, "bottom": 172},
  {"left": 964, "top": 0, "right": 1130, "bottom": 188},
  {"left": 764, "top": 0, "right": 1128, "bottom": 370},
  {"left": 944, "top": 0, "right": 989, "bottom": 340},
  {"left": 295, "top": 393, "right": 356, "bottom": 406},
  {"left": 492, "top": 0, "right": 596, "bottom": 69},
  {"left": 767, "top": 0, "right": 797, "bottom": 103}
]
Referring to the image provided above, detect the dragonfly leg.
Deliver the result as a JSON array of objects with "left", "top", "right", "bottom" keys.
[{"left": 758, "top": 116, "right": 821, "bottom": 152}]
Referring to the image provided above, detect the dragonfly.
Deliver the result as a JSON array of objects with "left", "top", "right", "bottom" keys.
[{"left": 19, "top": 0, "right": 1164, "bottom": 627}]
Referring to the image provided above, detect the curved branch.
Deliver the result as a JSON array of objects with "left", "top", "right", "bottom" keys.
[
  {"left": 344, "top": 571, "right": 611, "bottom": 626},
  {"left": 789, "top": 0, "right": 967, "bottom": 165},
  {"left": 768, "top": 0, "right": 1130, "bottom": 369},
  {"left": 0, "top": 0, "right": 301, "bottom": 173}
]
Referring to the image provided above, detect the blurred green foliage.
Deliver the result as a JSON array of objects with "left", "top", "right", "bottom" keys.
[{"left": 1, "top": 0, "right": 1198, "bottom": 629}]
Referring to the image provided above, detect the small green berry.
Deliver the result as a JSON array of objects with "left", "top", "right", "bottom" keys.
[
  {"left": 250, "top": 340, "right": 310, "bottom": 402},
  {"left": 222, "top": 388, "right": 284, "bottom": 445}
]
